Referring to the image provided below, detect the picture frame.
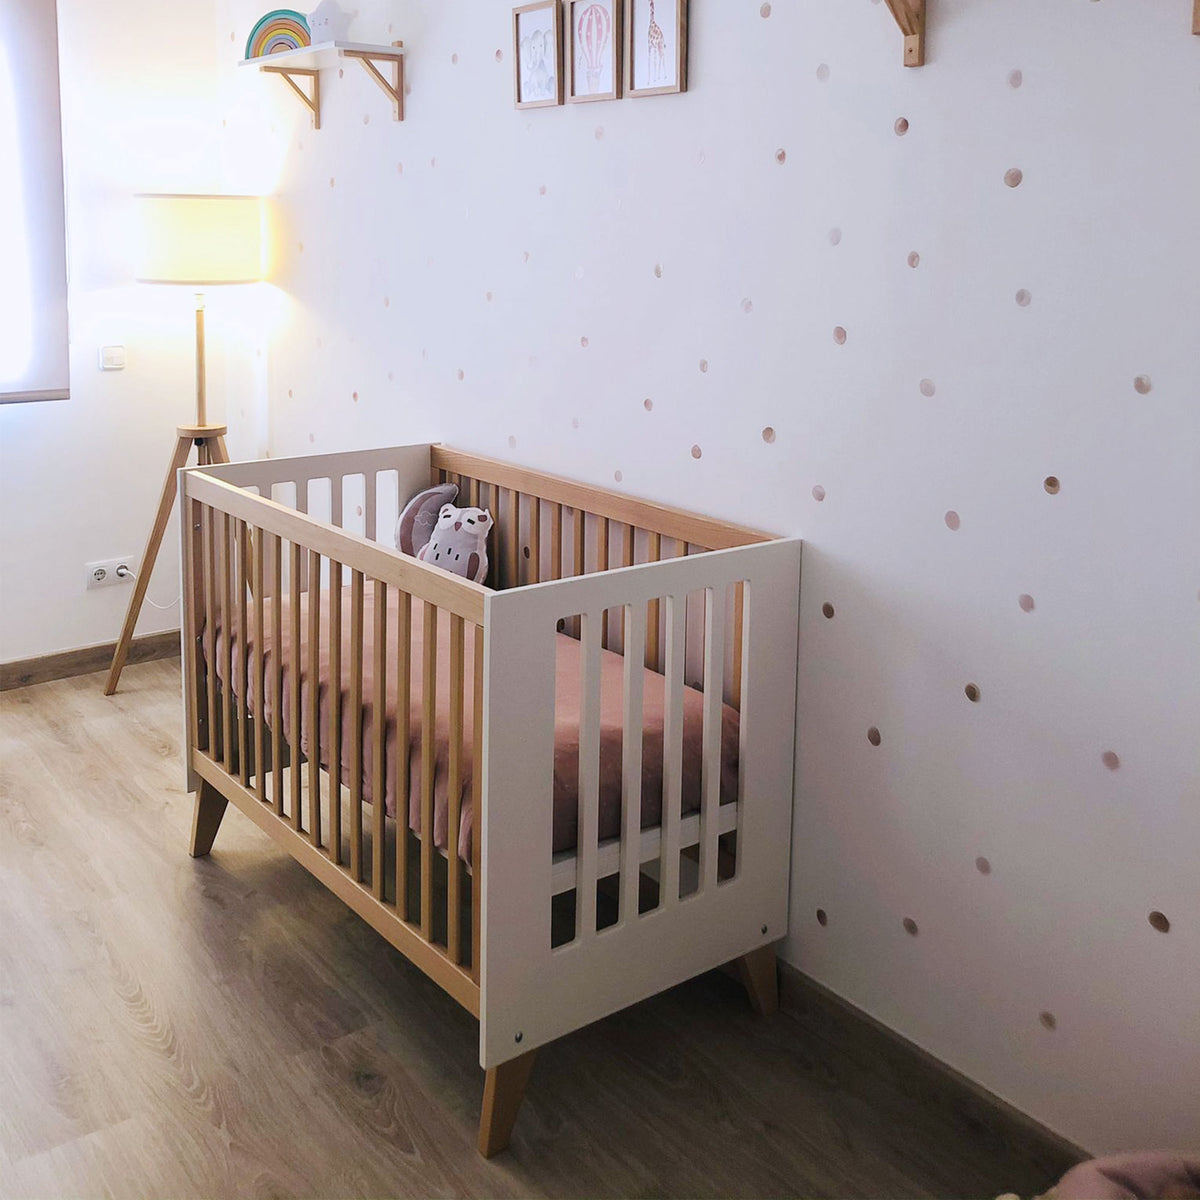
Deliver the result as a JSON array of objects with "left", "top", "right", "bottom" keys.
[
  {"left": 624, "top": 0, "right": 687, "bottom": 97},
  {"left": 565, "top": 0, "right": 622, "bottom": 103},
  {"left": 513, "top": 1, "right": 563, "bottom": 109}
]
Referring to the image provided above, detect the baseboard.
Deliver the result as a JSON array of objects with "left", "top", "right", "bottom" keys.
[
  {"left": 0, "top": 630, "right": 181, "bottom": 691},
  {"left": 776, "top": 961, "right": 1088, "bottom": 1180}
]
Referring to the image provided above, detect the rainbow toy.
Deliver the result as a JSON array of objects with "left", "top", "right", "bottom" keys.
[{"left": 244, "top": 9, "right": 311, "bottom": 60}]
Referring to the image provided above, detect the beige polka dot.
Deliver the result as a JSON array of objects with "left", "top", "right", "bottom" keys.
[
  {"left": 867, "top": 726, "right": 881, "bottom": 746},
  {"left": 297, "top": 240, "right": 304, "bottom": 253},
  {"left": 699, "top": 359, "right": 709, "bottom": 373},
  {"left": 775, "top": 148, "right": 787, "bottom": 164},
  {"left": 431, "top": 157, "right": 437, "bottom": 168},
  {"left": 902, "top": 917, "right": 918, "bottom": 936},
  {"left": 614, "top": 470, "right": 623, "bottom": 483},
  {"left": 1134, "top": 374, "right": 1152, "bottom": 395},
  {"left": 507, "top": 435, "right": 517, "bottom": 449},
  {"left": 338, "top": 68, "right": 344, "bottom": 79},
  {"left": 964, "top": 682, "right": 981, "bottom": 702},
  {"left": 816, "top": 63, "right": 830, "bottom": 82},
  {"left": 495, "top": 48, "right": 504, "bottom": 62},
  {"left": 580, "top": 335, "right": 589, "bottom": 348},
  {"left": 352, "top": 391, "right": 359, "bottom": 402},
  {"left": 1043, "top": 475, "right": 1060, "bottom": 494},
  {"left": 451, "top": 52, "right": 458, "bottom": 64},
  {"left": 742, "top": 298, "right": 754, "bottom": 314},
  {"left": 829, "top": 227, "right": 842, "bottom": 246},
  {"left": 363, "top": 113, "right": 370, "bottom": 124},
  {"left": 821, "top": 602, "right": 835, "bottom": 619},
  {"left": 1102, "top": 750, "right": 1120, "bottom": 771},
  {"left": 654, "top": 263, "right": 663, "bottom": 278},
  {"left": 456, "top": 369, "right": 465, "bottom": 381},
  {"left": 538, "top": 184, "right": 547, "bottom": 196},
  {"left": 894, "top": 117, "right": 909, "bottom": 135},
  {"left": 643, "top": 398, "right": 654, "bottom": 411},
  {"left": 1148, "top": 911, "right": 1170, "bottom": 933},
  {"left": 594, "top": 125, "right": 605, "bottom": 141},
  {"left": 397, "top": 161, "right": 404, "bottom": 174},
  {"left": 386, "top": 370, "right": 394, "bottom": 382},
  {"left": 812, "top": 485, "right": 826, "bottom": 502},
  {"left": 486, "top": 290, "right": 494, "bottom": 302},
  {"left": 329, "top": 176, "right": 336, "bottom": 187},
  {"left": 522, "top": 250, "right": 530, "bottom": 263},
  {"left": 833, "top": 326, "right": 847, "bottom": 344},
  {"left": 691, "top": 444, "right": 702, "bottom": 459},
  {"left": 761, "top": 426, "right": 775, "bottom": 444},
  {"left": 309, "top": 432, "right": 315, "bottom": 443},
  {"left": 760, "top": 2, "right": 771, "bottom": 15},
  {"left": 816, "top": 908, "right": 828, "bottom": 926},
  {"left": 908, "top": 251, "right": 920, "bottom": 268},
  {"left": 288, "top": 388, "right": 293, "bottom": 398},
  {"left": 976, "top": 856, "right": 992, "bottom": 875},
  {"left": 383, "top": 296, "right": 390, "bottom": 308},
  {"left": 1019, "top": 593, "right": 1035, "bottom": 612},
  {"left": 1004, "top": 167, "right": 1024, "bottom": 188},
  {"left": 1008, "top": 68, "right": 1023, "bottom": 88},
  {"left": 920, "top": 379, "right": 936, "bottom": 397},
  {"left": 1039, "top": 1011, "right": 1057, "bottom": 1031},
  {"left": 1016, "top": 289, "right": 1032, "bottom": 306},
  {"left": 355, "top": 505, "right": 363, "bottom": 517},
  {"left": 945, "top": 510, "right": 961, "bottom": 531}
]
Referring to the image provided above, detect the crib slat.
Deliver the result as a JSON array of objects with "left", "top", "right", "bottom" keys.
[
  {"left": 447, "top": 613, "right": 465, "bottom": 963},
  {"left": 364, "top": 473, "right": 377, "bottom": 541},
  {"left": 731, "top": 582, "right": 745, "bottom": 711},
  {"left": 620, "top": 603, "right": 646, "bottom": 924},
  {"left": 505, "top": 488, "right": 519, "bottom": 591},
  {"left": 307, "top": 550, "right": 322, "bottom": 848},
  {"left": 573, "top": 508, "right": 584, "bottom": 578},
  {"left": 395, "top": 589, "right": 411, "bottom": 919},
  {"left": 700, "top": 588, "right": 725, "bottom": 893},
  {"left": 661, "top": 594, "right": 686, "bottom": 906},
  {"left": 597, "top": 518, "right": 610, "bottom": 648},
  {"left": 622, "top": 523, "right": 634, "bottom": 569},
  {"left": 236, "top": 520, "right": 250, "bottom": 786},
  {"left": 471, "top": 627, "right": 483, "bottom": 982},
  {"left": 202, "top": 508, "right": 217, "bottom": 759},
  {"left": 578, "top": 610, "right": 602, "bottom": 939},
  {"left": 646, "top": 533, "right": 662, "bottom": 670},
  {"left": 289, "top": 541, "right": 303, "bottom": 831},
  {"left": 328, "top": 561, "right": 343, "bottom": 864},
  {"left": 221, "top": 515, "right": 235, "bottom": 773},
  {"left": 349, "top": 570, "right": 365, "bottom": 882},
  {"left": 420, "top": 601, "right": 437, "bottom": 940},
  {"left": 372, "top": 580, "right": 387, "bottom": 899},
  {"left": 269, "top": 536, "right": 284, "bottom": 816},
  {"left": 550, "top": 503, "right": 563, "bottom": 581},
  {"left": 253, "top": 531, "right": 266, "bottom": 805},
  {"left": 468, "top": 475, "right": 479, "bottom": 509},
  {"left": 528, "top": 497, "right": 541, "bottom": 585},
  {"left": 184, "top": 500, "right": 204, "bottom": 754}
]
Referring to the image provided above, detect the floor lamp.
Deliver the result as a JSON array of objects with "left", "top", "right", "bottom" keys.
[{"left": 104, "top": 193, "right": 264, "bottom": 696}]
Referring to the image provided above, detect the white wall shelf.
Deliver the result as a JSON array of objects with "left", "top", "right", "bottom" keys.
[{"left": 240, "top": 40, "right": 405, "bottom": 129}]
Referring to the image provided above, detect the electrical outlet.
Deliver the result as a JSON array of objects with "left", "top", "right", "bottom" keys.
[{"left": 86, "top": 556, "right": 136, "bottom": 590}]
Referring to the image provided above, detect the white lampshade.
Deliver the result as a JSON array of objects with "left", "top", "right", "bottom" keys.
[{"left": 135, "top": 194, "right": 264, "bottom": 285}]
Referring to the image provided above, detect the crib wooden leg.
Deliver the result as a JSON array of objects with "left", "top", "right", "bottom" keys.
[
  {"left": 189, "top": 781, "right": 229, "bottom": 858},
  {"left": 736, "top": 944, "right": 779, "bottom": 1016},
  {"left": 478, "top": 1049, "right": 536, "bottom": 1158}
]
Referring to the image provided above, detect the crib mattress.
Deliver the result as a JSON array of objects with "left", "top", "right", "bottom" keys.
[{"left": 208, "top": 587, "right": 739, "bottom": 863}]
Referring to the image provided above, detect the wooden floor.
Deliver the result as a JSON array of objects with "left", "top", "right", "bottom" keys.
[{"left": 1, "top": 661, "right": 1068, "bottom": 1199}]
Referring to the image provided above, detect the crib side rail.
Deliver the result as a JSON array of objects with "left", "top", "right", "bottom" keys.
[
  {"left": 478, "top": 537, "right": 802, "bottom": 1070},
  {"left": 181, "top": 467, "right": 486, "bottom": 1015}
]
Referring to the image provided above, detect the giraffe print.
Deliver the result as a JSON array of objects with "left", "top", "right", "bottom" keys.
[{"left": 647, "top": 0, "right": 666, "bottom": 82}]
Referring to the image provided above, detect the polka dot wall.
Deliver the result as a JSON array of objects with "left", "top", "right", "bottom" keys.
[{"left": 216, "top": 0, "right": 1200, "bottom": 1154}]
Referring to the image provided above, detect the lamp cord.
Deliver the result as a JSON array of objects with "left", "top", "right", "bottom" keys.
[{"left": 115, "top": 565, "right": 179, "bottom": 611}]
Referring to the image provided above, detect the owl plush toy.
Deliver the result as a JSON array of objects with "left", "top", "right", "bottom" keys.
[{"left": 416, "top": 504, "right": 492, "bottom": 584}]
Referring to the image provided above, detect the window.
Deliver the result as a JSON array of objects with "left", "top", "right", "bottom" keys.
[{"left": 0, "top": 0, "right": 69, "bottom": 403}]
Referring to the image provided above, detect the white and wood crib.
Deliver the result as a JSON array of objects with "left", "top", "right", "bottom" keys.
[{"left": 179, "top": 443, "right": 801, "bottom": 1156}]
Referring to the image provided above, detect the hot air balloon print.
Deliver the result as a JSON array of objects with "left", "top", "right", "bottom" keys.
[{"left": 576, "top": 2, "right": 612, "bottom": 95}]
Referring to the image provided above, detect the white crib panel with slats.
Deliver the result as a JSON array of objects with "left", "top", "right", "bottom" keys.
[{"left": 479, "top": 536, "right": 801, "bottom": 1070}]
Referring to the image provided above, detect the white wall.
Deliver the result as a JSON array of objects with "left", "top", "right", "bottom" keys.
[
  {"left": 228, "top": 0, "right": 1200, "bottom": 1153},
  {"left": 0, "top": 0, "right": 266, "bottom": 664}
]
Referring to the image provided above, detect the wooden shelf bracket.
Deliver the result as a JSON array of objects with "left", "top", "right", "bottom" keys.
[
  {"left": 883, "top": 0, "right": 926, "bottom": 67},
  {"left": 261, "top": 65, "right": 321, "bottom": 129},
  {"left": 343, "top": 41, "right": 405, "bottom": 122}
]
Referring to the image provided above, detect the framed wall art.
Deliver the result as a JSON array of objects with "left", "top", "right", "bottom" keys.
[
  {"left": 513, "top": 0, "right": 563, "bottom": 108},
  {"left": 566, "top": 0, "right": 621, "bottom": 103},
  {"left": 624, "top": 0, "right": 687, "bottom": 97}
]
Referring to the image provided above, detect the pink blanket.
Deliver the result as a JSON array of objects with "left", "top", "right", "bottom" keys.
[{"left": 209, "top": 588, "right": 740, "bottom": 863}]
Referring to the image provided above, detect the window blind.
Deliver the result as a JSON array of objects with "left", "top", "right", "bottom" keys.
[{"left": 0, "top": 0, "right": 69, "bottom": 403}]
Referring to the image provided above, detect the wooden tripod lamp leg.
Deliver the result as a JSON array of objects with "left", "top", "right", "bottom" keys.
[
  {"left": 103, "top": 434, "right": 195, "bottom": 695},
  {"left": 478, "top": 1050, "right": 536, "bottom": 1157}
]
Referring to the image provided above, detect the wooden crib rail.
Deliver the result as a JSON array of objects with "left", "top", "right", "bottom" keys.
[
  {"left": 430, "top": 446, "right": 772, "bottom": 552},
  {"left": 182, "top": 466, "right": 485, "bottom": 1017}
]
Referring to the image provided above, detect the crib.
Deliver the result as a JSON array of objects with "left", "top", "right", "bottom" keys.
[{"left": 179, "top": 442, "right": 802, "bottom": 1156}]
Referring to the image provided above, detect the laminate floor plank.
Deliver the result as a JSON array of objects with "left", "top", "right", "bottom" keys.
[{"left": 1, "top": 662, "right": 1070, "bottom": 1199}]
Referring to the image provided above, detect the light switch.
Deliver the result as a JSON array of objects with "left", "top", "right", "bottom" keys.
[{"left": 99, "top": 345, "right": 126, "bottom": 370}]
